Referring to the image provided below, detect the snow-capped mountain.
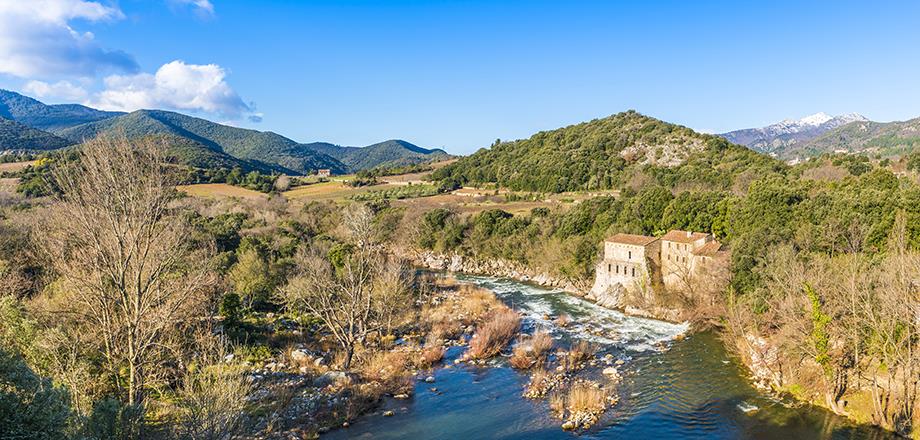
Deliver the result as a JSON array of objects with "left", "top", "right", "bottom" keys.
[{"left": 720, "top": 112, "right": 868, "bottom": 154}]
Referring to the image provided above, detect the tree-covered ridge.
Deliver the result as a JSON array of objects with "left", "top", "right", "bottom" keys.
[
  {"left": 0, "top": 118, "right": 73, "bottom": 151},
  {"left": 300, "top": 139, "right": 451, "bottom": 172},
  {"left": 793, "top": 117, "right": 920, "bottom": 159},
  {"left": 432, "top": 110, "right": 781, "bottom": 193},
  {"left": 0, "top": 89, "right": 123, "bottom": 132},
  {"left": 57, "top": 109, "right": 348, "bottom": 175}
]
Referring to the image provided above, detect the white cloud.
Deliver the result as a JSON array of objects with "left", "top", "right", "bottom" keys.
[
  {"left": 23, "top": 80, "right": 89, "bottom": 101},
  {"left": 0, "top": 0, "right": 138, "bottom": 78},
  {"left": 92, "top": 60, "right": 253, "bottom": 119},
  {"left": 168, "top": 0, "right": 215, "bottom": 18}
]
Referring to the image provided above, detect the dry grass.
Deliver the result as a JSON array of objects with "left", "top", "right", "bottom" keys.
[
  {"left": 419, "top": 345, "right": 445, "bottom": 368},
  {"left": 177, "top": 183, "right": 268, "bottom": 200},
  {"left": 566, "top": 382, "right": 607, "bottom": 414},
  {"left": 0, "top": 160, "right": 35, "bottom": 173},
  {"left": 554, "top": 314, "right": 571, "bottom": 328},
  {"left": 358, "top": 351, "right": 411, "bottom": 389},
  {"left": 467, "top": 308, "right": 521, "bottom": 359},
  {"left": 569, "top": 340, "right": 594, "bottom": 364},
  {"left": 457, "top": 285, "right": 501, "bottom": 322},
  {"left": 549, "top": 392, "right": 566, "bottom": 417},
  {"left": 509, "top": 331, "right": 554, "bottom": 369},
  {"left": 524, "top": 368, "right": 551, "bottom": 398}
]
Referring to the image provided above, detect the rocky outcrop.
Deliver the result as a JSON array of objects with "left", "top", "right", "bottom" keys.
[{"left": 399, "top": 248, "right": 590, "bottom": 294}]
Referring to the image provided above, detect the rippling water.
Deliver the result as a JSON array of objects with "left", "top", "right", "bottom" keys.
[{"left": 327, "top": 275, "right": 894, "bottom": 439}]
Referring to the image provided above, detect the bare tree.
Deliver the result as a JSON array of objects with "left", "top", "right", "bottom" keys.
[
  {"left": 279, "top": 245, "right": 382, "bottom": 370},
  {"left": 280, "top": 202, "right": 413, "bottom": 370},
  {"left": 372, "top": 258, "right": 415, "bottom": 336},
  {"left": 341, "top": 203, "right": 375, "bottom": 249},
  {"left": 42, "top": 135, "right": 214, "bottom": 406}
]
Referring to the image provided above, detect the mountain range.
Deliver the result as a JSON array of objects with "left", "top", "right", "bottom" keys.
[
  {"left": 0, "top": 89, "right": 450, "bottom": 174},
  {"left": 720, "top": 112, "right": 868, "bottom": 157},
  {"left": 719, "top": 112, "right": 920, "bottom": 161}
]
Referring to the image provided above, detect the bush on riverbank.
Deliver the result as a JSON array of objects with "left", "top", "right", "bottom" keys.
[
  {"left": 510, "top": 331, "right": 553, "bottom": 369},
  {"left": 468, "top": 308, "right": 521, "bottom": 359}
]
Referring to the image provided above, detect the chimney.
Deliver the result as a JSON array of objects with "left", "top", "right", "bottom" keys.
[{"left": 686, "top": 231, "right": 692, "bottom": 238}]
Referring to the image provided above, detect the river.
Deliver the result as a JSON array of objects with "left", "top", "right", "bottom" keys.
[{"left": 327, "top": 275, "right": 895, "bottom": 439}]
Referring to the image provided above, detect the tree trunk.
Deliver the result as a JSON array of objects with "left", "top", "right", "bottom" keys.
[{"left": 343, "top": 346, "right": 354, "bottom": 370}]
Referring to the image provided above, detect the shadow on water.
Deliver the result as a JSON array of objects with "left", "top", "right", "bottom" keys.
[{"left": 326, "top": 275, "right": 896, "bottom": 440}]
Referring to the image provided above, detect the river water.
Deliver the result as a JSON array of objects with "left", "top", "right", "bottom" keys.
[{"left": 327, "top": 275, "right": 894, "bottom": 439}]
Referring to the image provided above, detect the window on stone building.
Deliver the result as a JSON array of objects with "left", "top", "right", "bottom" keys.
[
  {"left": 628, "top": 250, "right": 632, "bottom": 259},
  {"left": 631, "top": 267, "right": 636, "bottom": 277}
]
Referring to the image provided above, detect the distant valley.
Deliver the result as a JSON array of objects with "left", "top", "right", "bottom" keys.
[{"left": 0, "top": 89, "right": 450, "bottom": 174}]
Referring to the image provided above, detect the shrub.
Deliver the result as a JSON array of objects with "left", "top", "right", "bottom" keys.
[
  {"left": 0, "top": 348, "right": 73, "bottom": 440},
  {"left": 509, "top": 331, "right": 553, "bottom": 369},
  {"left": 524, "top": 368, "right": 551, "bottom": 398},
  {"left": 566, "top": 382, "right": 606, "bottom": 414},
  {"left": 420, "top": 346, "right": 445, "bottom": 368},
  {"left": 467, "top": 308, "right": 521, "bottom": 359},
  {"left": 549, "top": 392, "right": 566, "bottom": 418},
  {"left": 82, "top": 398, "right": 144, "bottom": 440},
  {"left": 359, "top": 351, "right": 411, "bottom": 392}
]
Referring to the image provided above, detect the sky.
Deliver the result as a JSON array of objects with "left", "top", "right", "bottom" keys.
[{"left": 1, "top": 0, "right": 919, "bottom": 154}]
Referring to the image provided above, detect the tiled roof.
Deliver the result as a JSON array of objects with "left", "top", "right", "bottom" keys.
[
  {"left": 606, "top": 233, "right": 658, "bottom": 246},
  {"left": 692, "top": 240, "right": 724, "bottom": 257},
  {"left": 660, "top": 230, "right": 710, "bottom": 244}
]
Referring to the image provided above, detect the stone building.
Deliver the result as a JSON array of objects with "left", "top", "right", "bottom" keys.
[
  {"left": 317, "top": 169, "right": 332, "bottom": 177},
  {"left": 588, "top": 230, "right": 728, "bottom": 308}
]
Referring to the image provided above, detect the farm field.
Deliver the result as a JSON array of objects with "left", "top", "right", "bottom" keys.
[
  {"left": 0, "top": 178, "right": 18, "bottom": 196},
  {"left": 0, "top": 161, "right": 36, "bottom": 173},
  {"left": 282, "top": 181, "right": 404, "bottom": 202},
  {"left": 176, "top": 183, "right": 268, "bottom": 200}
]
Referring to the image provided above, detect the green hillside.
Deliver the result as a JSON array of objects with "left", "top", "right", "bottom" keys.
[
  {"left": 432, "top": 110, "right": 781, "bottom": 192},
  {"left": 58, "top": 109, "right": 347, "bottom": 175},
  {"left": 141, "top": 133, "right": 281, "bottom": 173},
  {"left": 793, "top": 118, "right": 920, "bottom": 159},
  {"left": 0, "top": 89, "right": 123, "bottom": 132},
  {"left": 0, "top": 117, "right": 73, "bottom": 151},
  {"left": 301, "top": 139, "right": 451, "bottom": 171}
]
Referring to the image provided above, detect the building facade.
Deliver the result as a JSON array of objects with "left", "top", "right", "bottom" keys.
[{"left": 588, "top": 230, "right": 728, "bottom": 308}]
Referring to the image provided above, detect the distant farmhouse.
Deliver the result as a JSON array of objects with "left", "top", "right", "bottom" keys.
[
  {"left": 316, "top": 169, "right": 332, "bottom": 178},
  {"left": 589, "top": 230, "right": 729, "bottom": 308}
]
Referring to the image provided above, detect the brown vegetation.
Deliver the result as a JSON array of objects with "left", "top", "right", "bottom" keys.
[
  {"left": 509, "top": 331, "right": 553, "bottom": 369},
  {"left": 42, "top": 136, "right": 215, "bottom": 406},
  {"left": 725, "top": 213, "right": 920, "bottom": 435},
  {"left": 467, "top": 307, "right": 521, "bottom": 359}
]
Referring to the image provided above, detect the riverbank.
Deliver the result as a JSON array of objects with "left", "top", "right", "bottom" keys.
[
  {"left": 394, "top": 247, "right": 910, "bottom": 437},
  {"left": 396, "top": 247, "right": 686, "bottom": 323},
  {"left": 324, "top": 275, "right": 894, "bottom": 439}
]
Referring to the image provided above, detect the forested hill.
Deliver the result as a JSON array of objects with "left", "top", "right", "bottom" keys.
[
  {"left": 0, "top": 90, "right": 123, "bottom": 132},
  {"left": 0, "top": 89, "right": 449, "bottom": 174},
  {"left": 0, "top": 117, "right": 73, "bottom": 151},
  {"left": 301, "top": 139, "right": 451, "bottom": 172},
  {"left": 57, "top": 109, "right": 348, "bottom": 175},
  {"left": 432, "top": 111, "right": 782, "bottom": 192}
]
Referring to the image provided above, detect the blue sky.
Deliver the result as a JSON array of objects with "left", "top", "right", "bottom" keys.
[{"left": 1, "top": 0, "right": 919, "bottom": 154}]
